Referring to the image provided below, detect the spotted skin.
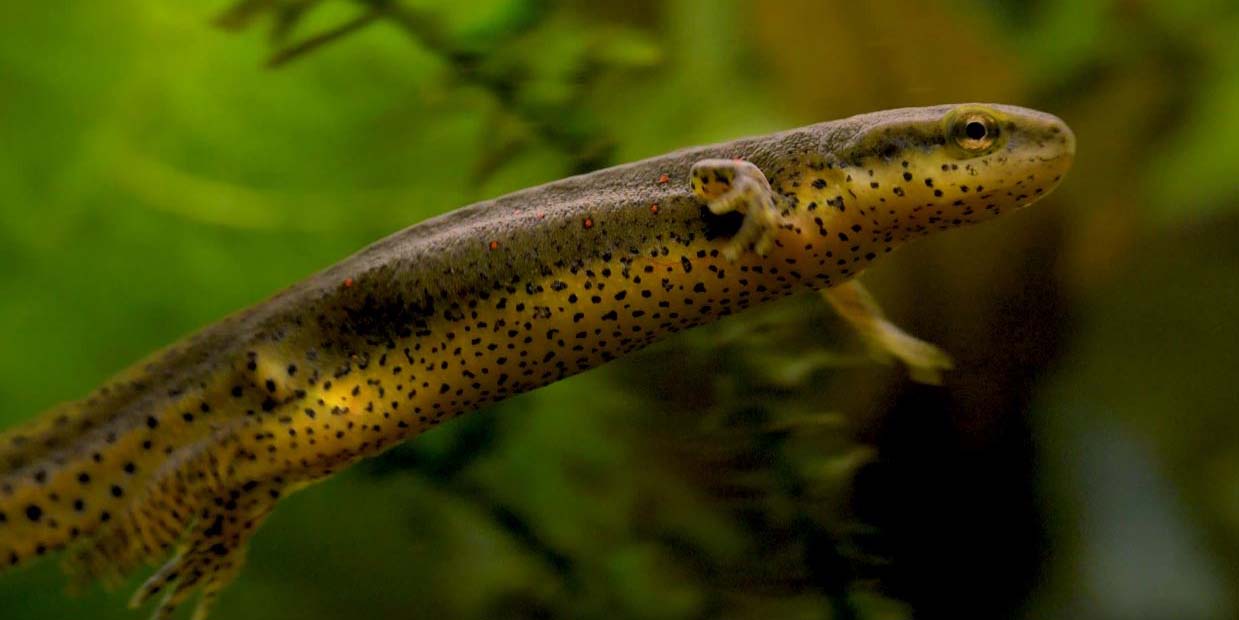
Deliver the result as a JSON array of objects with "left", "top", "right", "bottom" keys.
[{"left": 0, "top": 103, "right": 1074, "bottom": 618}]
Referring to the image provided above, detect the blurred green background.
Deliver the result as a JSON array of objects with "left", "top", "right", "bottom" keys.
[{"left": 1, "top": 0, "right": 1237, "bottom": 618}]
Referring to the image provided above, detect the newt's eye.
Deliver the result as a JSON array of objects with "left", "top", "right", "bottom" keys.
[{"left": 951, "top": 112, "right": 998, "bottom": 152}]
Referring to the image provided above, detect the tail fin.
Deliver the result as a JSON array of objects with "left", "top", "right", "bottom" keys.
[
  {"left": 0, "top": 330, "right": 231, "bottom": 476},
  {"left": 0, "top": 382, "right": 144, "bottom": 476},
  {"left": 0, "top": 332, "right": 248, "bottom": 579},
  {"left": 0, "top": 318, "right": 304, "bottom": 620}
]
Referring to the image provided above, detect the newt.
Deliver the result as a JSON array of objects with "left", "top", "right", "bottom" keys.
[{"left": 0, "top": 103, "right": 1074, "bottom": 619}]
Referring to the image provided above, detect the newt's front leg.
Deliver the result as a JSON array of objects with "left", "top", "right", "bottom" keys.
[
  {"left": 690, "top": 159, "right": 786, "bottom": 261},
  {"left": 821, "top": 280, "right": 954, "bottom": 385},
  {"left": 689, "top": 159, "right": 953, "bottom": 385}
]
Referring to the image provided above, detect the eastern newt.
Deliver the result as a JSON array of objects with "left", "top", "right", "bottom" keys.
[{"left": 0, "top": 103, "right": 1075, "bottom": 619}]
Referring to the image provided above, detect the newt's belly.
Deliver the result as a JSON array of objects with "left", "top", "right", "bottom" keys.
[{"left": 227, "top": 207, "right": 830, "bottom": 483}]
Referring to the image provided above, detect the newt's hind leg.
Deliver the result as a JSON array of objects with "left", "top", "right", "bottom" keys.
[
  {"left": 129, "top": 478, "right": 284, "bottom": 620},
  {"left": 691, "top": 159, "right": 786, "bottom": 261},
  {"left": 822, "top": 280, "right": 954, "bottom": 385}
]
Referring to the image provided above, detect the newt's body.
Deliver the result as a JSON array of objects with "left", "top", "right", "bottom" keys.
[{"left": 0, "top": 104, "right": 1074, "bottom": 619}]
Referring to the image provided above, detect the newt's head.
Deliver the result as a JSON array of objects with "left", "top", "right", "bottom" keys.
[{"left": 805, "top": 103, "right": 1075, "bottom": 242}]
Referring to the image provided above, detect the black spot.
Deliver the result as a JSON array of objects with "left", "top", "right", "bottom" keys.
[
  {"left": 342, "top": 292, "right": 434, "bottom": 343},
  {"left": 700, "top": 204, "right": 745, "bottom": 240},
  {"left": 25, "top": 505, "right": 42, "bottom": 522},
  {"left": 204, "top": 515, "right": 224, "bottom": 537}
]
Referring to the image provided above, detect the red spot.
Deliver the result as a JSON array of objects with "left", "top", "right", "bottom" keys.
[
  {"left": 649, "top": 203, "right": 660, "bottom": 214},
  {"left": 657, "top": 174, "right": 670, "bottom": 184},
  {"left": 583, "top": 217, "right": 594, "bottom": 230},
  {"left": 342, "top": 278, "right": 354, "bottom": 288},
  {"left": 488, "top": 240, "right": 500, "bottom": 251}
]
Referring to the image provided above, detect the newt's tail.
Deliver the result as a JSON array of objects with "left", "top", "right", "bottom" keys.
[{"left": 0, "top": 333, "right": 266, "bottom": 618}]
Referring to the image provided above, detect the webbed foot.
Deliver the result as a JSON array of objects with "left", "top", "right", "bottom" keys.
[{"left": 690, "top": 158, "right": 786, "bottom": 261}]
